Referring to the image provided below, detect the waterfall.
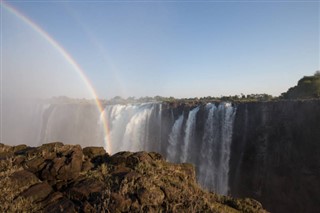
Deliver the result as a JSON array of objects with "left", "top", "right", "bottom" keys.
[
  {"left": 167, "top": 113, "right": 184, "bottom": 162},
  {"left": 199, "top": 103, "right": 217, "bottom": 192},
  {"left": 120, "top": 106, "right": 153, "bottom": 152},
  {"left": 12, "top": 101, "right": 236, "bottom": 195},
  {"left": 104, "top": 103, "right": 158, "bottom": 153},
  {"left": 181, "top": 107, "right": 200, "bottom": 162},
  {"left": 198, "top": 103, "right": 236, "bottom": 195}
]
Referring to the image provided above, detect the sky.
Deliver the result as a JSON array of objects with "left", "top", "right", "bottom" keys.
[{"left": 1, "top": 0, "right": 320, "bottom": 99}]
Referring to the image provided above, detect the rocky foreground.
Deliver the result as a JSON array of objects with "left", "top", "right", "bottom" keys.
[{"left": 0, "top": 143, "right": 267, "bottom": 213}]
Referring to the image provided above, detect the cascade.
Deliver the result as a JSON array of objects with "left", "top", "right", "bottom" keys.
[
  {"left": 104, "top": 103, "right": 158, "bottom": 153},
  {"left": 6, "top": 99, "right": 320, "bottom": 212},
  {"left": 11, "top": 101, "right": 236, "bottom": 195},
  {"left": 181, "top": 107, "right": 200, "bottom": 163},
  {"left": 167, "top": 113, "right": 184, "bottom": 162},
  {"left": 199, "top": 103, "right": 217, "bottom": 192}
]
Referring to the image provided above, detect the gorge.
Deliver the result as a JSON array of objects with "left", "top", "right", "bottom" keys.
[{"left": 3, "top": 99, "right": 320, "bottom": 213}]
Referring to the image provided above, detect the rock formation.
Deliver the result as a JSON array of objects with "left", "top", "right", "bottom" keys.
[
  {"left": 230, "top": 100, "right": 320, "bottom": 213},
  {"left": 0, "top": 142, "right": 267, "bottom": 213}
]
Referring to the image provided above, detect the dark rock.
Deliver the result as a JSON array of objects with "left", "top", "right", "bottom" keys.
[
  {"left": 81, "top": 160, "right": 94, "bottom": 172},
  {"left": 26, "top": 156, "right": 46, "bottom": 173},
  {"left": 20, "top": 182, "right": 52, "bottom": 202},
  {"left": 68, "top": 178, "right": 105, "bottom": 201},
  {"left": 56, "top": 145, "right": 83, "bottom": 180},
  {"left": 108, "top": 151, "right": 132, "bottom": 165},
  {"left": 10, "top": 170, "right": 39, "bottom": 188},
  {"left": 39, "top": 145, "right": 83, "bottom": 182},
  {"left": 110, "top": 166, "right": 132, "bottom": 178},
  {"left": 90, "top": 154, "right": 109, "bottom": 168},
  {"left": 44, "top": 197, "right": 76, "bottom": 213},
  {"left": 229, "top": 100, "right": 320, "bottom": 213},
  {"left": 13, "top": 155, "right": 26, "bottom": 166},
  {"left": 82, "top": 201, "right": 95, "bottom": 213},
  {"left": 83, "top": 146, "right": 106, "bottom": 158},
  {"left": 43, "top": 191, "right": 64, "bottom": 205},
  {"left": 1, "top": 143, "right": 268, "bottom": 213},
  {"left": 109, "top": 193, "right": 131, "bottom": 212},
  {"left": 14, "top": 147, "right": 38, "bottom": 159}
]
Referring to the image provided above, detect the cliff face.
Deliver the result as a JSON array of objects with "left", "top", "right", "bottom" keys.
[
  {"left": 230, "top": 100, "right": 320, "bottom": 213},
  {"left": 2, "top": 100, "right": 320, "bottom": 212},
  {"left": 0, "top": 143, "right": 267, "bottom": 213}
]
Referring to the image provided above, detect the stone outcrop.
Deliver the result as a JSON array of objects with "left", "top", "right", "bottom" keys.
[{"left": 0, "top": 142, "right": 267, "bottom": 213}]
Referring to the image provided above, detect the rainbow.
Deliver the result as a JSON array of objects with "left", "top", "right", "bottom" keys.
[{"left": 1, "top": 1, "right": 112, "bottom": 153}]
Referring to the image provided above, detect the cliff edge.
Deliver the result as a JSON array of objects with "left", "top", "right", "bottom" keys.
[
  {"left": 230, "top": 100, "right": 320, "bottom": 213},
  {"left": 0, "top": 142, "right": 267, "bottom": 213}
]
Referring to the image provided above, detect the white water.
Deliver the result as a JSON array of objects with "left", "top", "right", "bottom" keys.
[
  {"left": 103, "top": 102, "right": 236, "bottom": 195},
  {"left": 198, "top": 103, "right": 236, "bottom": 194},
  {"left": 167, "top": 113, "right": 184, "bottom": 162},
  {"left": 181, "top": 107, "right": 200, "bottom": 162},
  {"left": 6, "top": 101, "right": 236, "bottom": 195},
  {"left": 103, "top": 103, "right": 157, "bottom": 153},
  {"left": 199, "top": 103, "right": 217, "bottom": 192}
]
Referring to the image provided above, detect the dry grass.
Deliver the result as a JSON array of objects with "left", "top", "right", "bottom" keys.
[{"left": 0, "top": 158, "right": 40, "bottom": 212}]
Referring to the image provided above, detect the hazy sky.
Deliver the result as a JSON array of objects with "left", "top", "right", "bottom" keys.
[{"left": 2, "top": 0, "right": 319, "bottom": 99}]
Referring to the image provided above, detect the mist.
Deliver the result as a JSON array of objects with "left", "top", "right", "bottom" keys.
[{"left": 2, "top": 7, "right": 95, "bottom": 146}]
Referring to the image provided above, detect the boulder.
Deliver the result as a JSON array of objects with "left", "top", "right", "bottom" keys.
[
  {"left": 9, "top": 170, "right": 39, "bottom": 188},
  {"left": 83, "top": 146, "right": 106, "bottom": 158},
  {"left": 20, "top": 182, "right": 53, "bottom": 202},
  {"left": 44, "top": 197, "right": 76, "bottom": 213},
  {"left": 68, "top": 178, "right": 105, "bottom": 201}
]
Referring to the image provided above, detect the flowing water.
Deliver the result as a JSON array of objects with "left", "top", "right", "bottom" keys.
[
  {"left": 103, "top": 102, "right": 236, "bottom": 194},
  {"left": 4, "top": 101, "right": 236, "bottom": 195}
]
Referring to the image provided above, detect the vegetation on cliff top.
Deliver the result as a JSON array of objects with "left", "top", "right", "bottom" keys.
[
  {"left": 280, "top": 71, "right": 320, "bottom": 99},
  {"left": 0, "top": 142, "right": 267, "bottom": 213},
  {"left": 46, "top": 71, "right": 320, "bottom": 105}
]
